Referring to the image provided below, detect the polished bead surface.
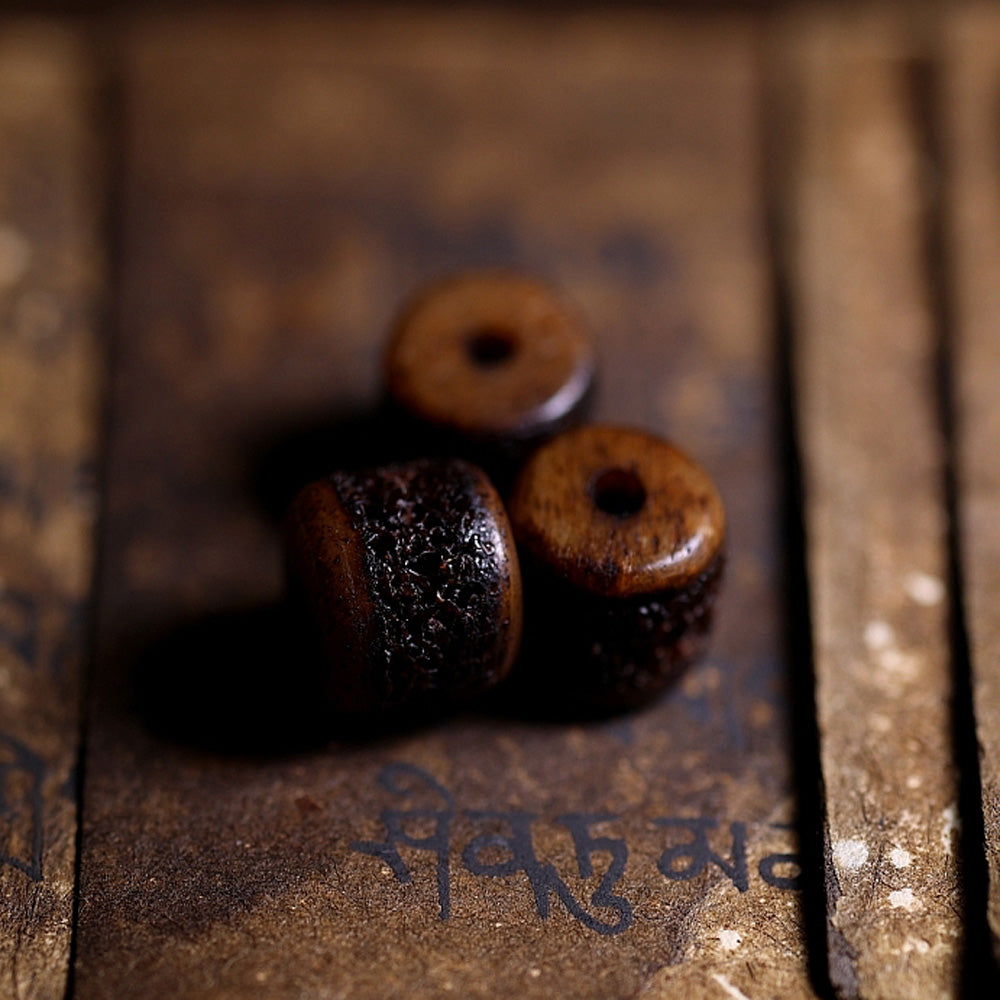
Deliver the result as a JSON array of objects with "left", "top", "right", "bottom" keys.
[
  {"left": 509, "top": 424, "right": 725, "bottom": 595},
  {"left": 384, "top": 273, "right": 595, "bottom": 461},
  {"left": 284, "top": 458, "right": 522, "bottom": 716},
  {"left": 507, "top": 425, "right": 725, "bottom": 713}
]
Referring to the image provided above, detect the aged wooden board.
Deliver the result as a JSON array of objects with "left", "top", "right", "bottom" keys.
[
  {"left": 944, "top": 0, "right": 1000, "bottom": 964},
  {"left": 0, "top": 21, "right": 104, "bottom": 1000},
  {"left": 776, "top": 11, "right": 962, "bottom": 999},
  {"left": 75, "top": 9, "right": 815, "bottom": 998}
]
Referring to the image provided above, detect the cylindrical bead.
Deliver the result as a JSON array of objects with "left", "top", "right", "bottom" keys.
[
  {"left": 285, "top": 458, "right": 522, "bottom": 716},
  {"left": 507, "top": 425, "right": 725, "bottom": 713},
  {"left": 384, "top": 273, "right": 595, "bottom": 475}
]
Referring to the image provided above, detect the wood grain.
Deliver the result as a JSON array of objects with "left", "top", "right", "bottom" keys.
[
  {"left": 74, "top": 8, "right": 816, "bottom": 998},
  {"left": 943, "top": 0, "right": 1000, "bottom": 963},
  {"left": 0, "top": 21, "right": 104, "bottom": 1000},
  {"left": 776, "top": 10, "right": 962, "bottom": 998}
]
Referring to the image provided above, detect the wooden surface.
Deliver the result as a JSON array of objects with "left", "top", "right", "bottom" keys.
[
  {"left": 776, "top": 11, "right": 963, "bottom": 997},
  {"left": 3, "top": 3, "right": 1000, "bottom": 999},
  {"left": 0, "top": 23, "right": 104, "bottom": 1000}
]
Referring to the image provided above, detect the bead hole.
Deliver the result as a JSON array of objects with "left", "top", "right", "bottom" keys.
[
  {"left": 466, "top": 327, "right": 517, "bottom": 367},
  {"left": 590, "top": 468, "right": 646, "bottom": 518}
]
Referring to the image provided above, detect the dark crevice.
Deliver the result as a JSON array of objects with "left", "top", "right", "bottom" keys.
[
  {"left": 759, "top": 34, "right": 837, "bottom": 1000},
  {"left": 907, "top": 55, "right": 997, "bottom": 993},
  {"left": 773, "top": 259, "right": 837, "bottom": 1000},
  {"left": 64, "top": 24, "right": 128, "bottom": 1000}
]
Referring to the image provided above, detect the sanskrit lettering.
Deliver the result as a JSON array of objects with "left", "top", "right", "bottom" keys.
[{"left": 352, "top": 763, "right": 801, "bottom": 935}]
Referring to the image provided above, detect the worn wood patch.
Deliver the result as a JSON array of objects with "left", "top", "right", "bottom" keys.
[
  {"left": 776, "top": 11, "right": 962, "bottom": 999},
  {"left": 0, "top": 21, "right": 104, "bottom": 1000},
  {"left": 943, "top": 1, "right": 1000, "bottom": 964},
  {"left": 75, "top": 9, "right": 815, "bottom": 998}
]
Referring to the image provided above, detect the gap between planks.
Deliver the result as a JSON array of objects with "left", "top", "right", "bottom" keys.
[
  {"left": 772, "top": 6, "right": 973, "bottom": 999},
  {"left": 942, "top": 0, "right": 1000, "bottom": 977}
]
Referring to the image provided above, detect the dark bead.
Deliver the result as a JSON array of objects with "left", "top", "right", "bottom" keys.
[
  {"left": 507, "top": 425, "right": 725, "bottom": 714},
  {"left": 284, "top": 458, "right": 522, "bottom": 717},
  {"left": 384, "top": 273, "right": 595, "bottom": 480}
]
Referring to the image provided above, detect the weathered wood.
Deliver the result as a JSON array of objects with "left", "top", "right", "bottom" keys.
[
  {"left": 777, "top": 11, "right": 962, "bottom": 998},
  {"left": 75, "top": 9, "right": 815, "bottom": 998},
  {"left": 0, "top": 21, "right": 104, "bottom": 1000},
  {"left": 943, "top": 1, "right": 1000, "bottom": 962}
]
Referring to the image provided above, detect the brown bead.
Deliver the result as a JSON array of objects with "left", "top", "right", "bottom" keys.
[
  {"left": 507, "top": 425, "right": 725, "bottom": 713},
  {"left": 284, "top": 458, "right": 522, "bottom": 717},
  {"left": 384, "top": 273, "right": 595, "bottom": 474}
]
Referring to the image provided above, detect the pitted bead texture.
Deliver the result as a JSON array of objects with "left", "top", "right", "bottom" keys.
[{"left": 285, "top": 458, "right": 522, "bottom": 716}]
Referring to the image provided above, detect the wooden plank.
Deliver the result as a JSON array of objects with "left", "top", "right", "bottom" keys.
[
  {"left": 943, "top": 1, "right": 1000, "bottom": 962},
  {"left": 75, "top": 9, "right": 814, "bottom": 998},
  {"left": 776, "top": 11, "right": 962, "bottom": 998},
  {"left": 0, "top": 21, "right": 104, "bottom": 1000}
]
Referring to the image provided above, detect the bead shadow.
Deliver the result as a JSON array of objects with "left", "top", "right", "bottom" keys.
[
  {"left": 475, "top": 673, "right": 643, "bottom": 725},
  {"left": 245, "top": 400, "right": 570, "bottom": 519},
  {"left": 130, "top": 600, "right": 703, "bottom": 753},
  {"left": 478, "top": 641, "right": 701, "bottom": 726},
  {"left": 133, "top": 603, "right": 325, "bottom": 753},
  {"left": 245, "top": 401, "right": 549, "bottom": 521},
  {"left": 247, "top": 405, "right": 403, "bottom": 522},
  {"left": 132, "top": 602, "right": 451, "bottom": 754}
]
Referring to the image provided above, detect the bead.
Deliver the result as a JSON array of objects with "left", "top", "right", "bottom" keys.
[
  {"left": 384, "top": 273, "right": 595, "bottom": 476},
  {"left": 507, "top": 425, "right": 725, "bottom": 713},
  {"left": 284, "top": 457, "right": 522, "bottom": 716}
]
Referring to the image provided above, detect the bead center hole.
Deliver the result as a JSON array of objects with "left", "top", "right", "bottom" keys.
[
  {"left": 466, "top": 327, "right": 517, "bottom": 367},
  {"left": 590, "top": 467, "right": 647, "bottom": 518}
]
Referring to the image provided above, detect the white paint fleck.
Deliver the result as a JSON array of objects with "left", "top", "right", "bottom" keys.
[
  {"left": 528, "top": 968, "right": 541, "bottom": 979},
  {"left": 864, "top": 620, "right": 895, "bottom": 650},
  {"left": 889, "top": 887, "right": 920, "bottom": 911},
  {"left": 906, "top": 775, "right": 923, "bottom": 789},
  {"left": 0, "top": 225, "right": 31, "bottom": 287},
  {"left": 877, "top": 647, "right": 920, "bottom": 680},
  {"left": 833, "top": 839, "right": 869, "bottom": 870},
  {"left": 941, "top": 806, "right": 960, "bottom": 854},
  {"left": 889, "top": 847, "right": 912, "bottom": 868},
  {"left": 905, "top": 572, "right": 945, "bottom": 606},
  {"left": 711, "top": 974, "right": 752, "bottom": 1000},
  {"left": 869, "top": 713, "right": 893, "bottom": 733},
  {"left": 718, "top": 929, "right": 742, "bottom": 951}
]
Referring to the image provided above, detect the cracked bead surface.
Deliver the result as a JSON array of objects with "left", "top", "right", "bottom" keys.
[
  {"left": 507, "top": 425, "right": 726, "bottom": 713},
  {"left": 384, "top": 272, "right": 595, "bottom": 470},
  {"left": 284, "top": 457, "right": 522, "bottom": 716}
]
